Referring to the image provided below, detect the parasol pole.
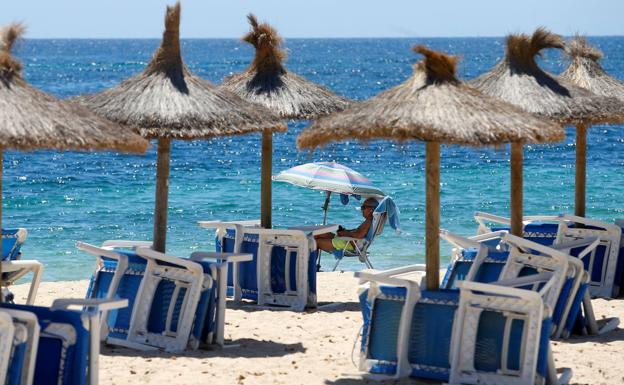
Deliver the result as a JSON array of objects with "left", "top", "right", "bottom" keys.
[
  {"left": 316, "top": 191, "right": 332, "bottom": 271},
  {"left": 575, "top": 124, "right": 587, "bottom": 218},
  {"left": 322, "top": 191, "right": 332, "bottom": 225},
  {"left": 425, "top": 142, "right": 440, "bottom": 290},
  {"left": 153, "top": 138, "right": 171, "bottom": 253}
]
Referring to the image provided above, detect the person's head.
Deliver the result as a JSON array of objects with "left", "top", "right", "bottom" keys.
[{"left": 360, "top": 198, "right": 379, "bottom": 218}]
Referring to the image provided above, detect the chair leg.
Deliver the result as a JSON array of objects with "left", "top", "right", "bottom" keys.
[{"left": 332, "top": 258, "right": 341, "bottom": 272}]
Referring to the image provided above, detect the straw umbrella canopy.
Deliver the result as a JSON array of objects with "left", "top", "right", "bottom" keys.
[
  {"left": 470, "top": 28, "right": 624, "bottom": 229},
  {"left": 297, "top": 46, "right": 563, "bottom": 289},
  {"left": 0, "top": 23, "right": 149, "bottom": 298},
  {"left": 221, "top": 15, "right": 350, "bottom": 229},
  {"left": 73, "top": 3, "right": 285, "bottom": 252},
  {"left": 559, "top": 36, "right": 624, "bottom": 217}
]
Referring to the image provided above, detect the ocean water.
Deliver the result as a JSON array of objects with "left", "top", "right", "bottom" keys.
[{"left": 7, "top": 37, "right": 624, "bottom": 281}]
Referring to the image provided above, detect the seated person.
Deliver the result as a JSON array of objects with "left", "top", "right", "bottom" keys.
[{"left": 315, "top": 198, "right": 379, "bottom": 253}]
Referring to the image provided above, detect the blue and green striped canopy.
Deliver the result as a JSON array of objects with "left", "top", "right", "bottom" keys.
[{"left": 273, "top": 162, "right": 384, "bottom": 197}]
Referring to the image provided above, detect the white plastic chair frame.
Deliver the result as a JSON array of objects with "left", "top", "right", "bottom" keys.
[
  {"left": 51, "top": 298, "right": 127, "bottom": 385},
  {"left": 77, "top": 240, "right": 153, "bottom": 342},
  {"left": 0, "top": 312, "right": 14, "bottom": 384},
  {"left": 1, "top": 229, "right": 42, "bottom": 305},
  {"left": 442, "top": 230, "right": 619, "bottom": 338},
  {"left": 355, "top": 265, "right": 571, "bottom": 384},
  {"left": 474, "top": 212, "right": 623, "bottom": 298},
  {"left": 78, "top": 240, "right": 203, "bottom": 352},
  {"left": 198, "top": 221, "right": 336, "bottom": 311},
  {"left": 0, "top": 308, "right": 40, "bottom": 385}
]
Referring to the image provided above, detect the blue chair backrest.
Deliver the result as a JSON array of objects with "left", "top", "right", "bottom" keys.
[
  {"left": 217, "top": 229, "right": 318, "bottom": 301},
  {"left": 0, "top": 303, "right": 89, "bottom": 385},
  {"left": 2, "top": 228, "right": 26, "bottom": 261},
  {"left": 86, "top": 250, "right": 146, "bottom": 339},
  {"left": 360, "top": 286, "right": 550, "bottom": 381}
]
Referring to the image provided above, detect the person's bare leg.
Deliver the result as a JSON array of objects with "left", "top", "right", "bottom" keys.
[
  {"left": 315, "top": 232, "right": 334, "bottom": 240},
  {"left": 315, "top": 238, "right": 335, "bottom": 252}
]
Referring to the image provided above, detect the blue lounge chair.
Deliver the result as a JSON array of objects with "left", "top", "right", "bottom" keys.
[
  {"left": 0, "top": 298, "right": 126, "bottom": 385},
  {"left": 331, "top": 196, "right": 400, "bottom": 271},
  {"left": 441, "top": 229, "right": 619, "bottom": 338},
  {"left": 201, "top": 221, "right": 331, "bottom": 311},
  {"left": 475, "top": 212, "right": 624, "bottom": 298},
  {"left": 355, "top": 251, "right": 571, "bottom": 384},
  {"left": 1, "top": 308, "right": 39, "bottom": 385},
  {"left": 78, "top": 240, "right": 251, "bottom": 351},
  {"left": 1, "top": 228, "right": 42, "bottom": 305},
  {"left": 0, "top": 311, "right": 14, "bottom": 384}
]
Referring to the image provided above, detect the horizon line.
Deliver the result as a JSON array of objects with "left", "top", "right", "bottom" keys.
[{"left": 20, "top": 34, "right": 624, "bottom": 40}]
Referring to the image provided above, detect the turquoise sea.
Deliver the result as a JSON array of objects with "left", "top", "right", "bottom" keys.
[{"left": 8, "top": 37, "right": 624, "bottom": 280}]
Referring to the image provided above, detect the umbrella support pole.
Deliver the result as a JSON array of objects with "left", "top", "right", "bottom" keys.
[
  {"left": 425, "top": 142, "right": 440, "bottom": 290},
  {"left": 575, "top": 124, "right": 587, "bottom": 218},
  {"left": 510, "top": 142, "right": 523, "bottom": 237},
  {"left": 153, "top": 138, "right": 171, "bottom": 253},
  {"left": 260, "top": 130, "right": 273, "bottom": 229},
  {"left": 317, "top": 191, "right": 332, "bottom": 271}
]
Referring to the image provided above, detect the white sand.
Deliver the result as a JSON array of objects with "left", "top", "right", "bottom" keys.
[{"left": 11, "top": 273, "right": 624, "bottom": 385}]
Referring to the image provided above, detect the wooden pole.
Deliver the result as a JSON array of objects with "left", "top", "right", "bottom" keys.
[
  {"left": 153, "top": 138, "right": 171, "bottom": 253},
  {"left": 510, "top": 142, "right": 523, "bottom": 237},
  {"left": 425, "top": 142, "right": 440, "bottom": 290},
  {"left": 575, "top": 124, "right": 587, "bottom": 218},
  {"left": 260, "top": 130, "right": 273, "bottom": 229}
]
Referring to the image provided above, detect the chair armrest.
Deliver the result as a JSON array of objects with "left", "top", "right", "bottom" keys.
[
  {"left": 100, "top": 240, "right": 153, "bottom": 249},
  {"left": 76, "top": 241, "right": 126, "bottom": 260},
  {"left": 457, "top": 280, "right": 543, "bottom": 302},
  {"left": 197, "top": 220, "right": 260, "bottom": 229},
  {"left": 51, "top": 298, "right": 128, "bottom": 313},
  {"left": 288, "top": 224, "right": 339, "bottom": 237},
  {"left": 355, "top": 264, "right": 426, "bottom": 286},
  {"left": 440, "top": 229, "right": 481, "bottom": 249},
  {"left": 552, "top": 236, "right": 599, "bottom": 256},
  {"left": 189, "top": 251, "right": 253, "bottom": 264},
  {"left": 134, "top": 247, "right": 204, "bottom": 276}
]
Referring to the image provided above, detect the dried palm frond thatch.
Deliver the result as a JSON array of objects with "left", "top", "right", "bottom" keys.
[
  {"left": 297, "top": 45, "right": 563, "bottom": 149},
  {"left": 0, "top": 23, "right": 148, "bottom": 153},
  {"left": 470, "top": 28, "right": 624, "bottom": 125},
  {"left": 560, "top": 35, "right": 624, "bottom": 101},
  {"left": 73, "top": 3, "right": 285, "bottom": 139},
  {"left": 221, "top": 14, "right": 350, "bottom": 120}
]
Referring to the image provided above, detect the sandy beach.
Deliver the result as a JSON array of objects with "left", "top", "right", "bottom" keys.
[{"left": 10, "top": 272, "right": 624, "bottom": 385}]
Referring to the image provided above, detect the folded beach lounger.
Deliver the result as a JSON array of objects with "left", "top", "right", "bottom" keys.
[
  {"left": 331, "top": 196, "right": 400, "bottom": 271},
  {"left": 475, "top": 212, "right": 624, "bottom": 298},
  {"left": 1, "top": 308, "right": 39, "bottom": 385},
  {"left": 356, "top": 257, "right": 571, "bottom": 384},
  {"left": 441, "top": 229, "right": 619, "bottom": 338},
  {"left": 201, "top": 221, "right": 325, "bottom": 311},
  {"left": 1, "top": 228, "right": 43, "bottom": 305},
  {"left": 78, "top": 240, "right": 249, "bottom": 351},
  {"left": 0, "top": 298, "right": 126, "bottom": 385}
]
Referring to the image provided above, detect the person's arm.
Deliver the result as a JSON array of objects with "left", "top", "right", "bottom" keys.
[{"left": 337, "top": 217, "right": 372, "bottom": 239}]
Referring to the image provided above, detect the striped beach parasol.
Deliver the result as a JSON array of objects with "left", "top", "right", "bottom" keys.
[{"left": 273, "top": 162, "right": 384, "bottom": 198}]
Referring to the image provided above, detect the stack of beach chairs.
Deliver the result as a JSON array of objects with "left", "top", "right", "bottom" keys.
[{"left": 355, "top": 213, "right": 624, "bottom": 384}]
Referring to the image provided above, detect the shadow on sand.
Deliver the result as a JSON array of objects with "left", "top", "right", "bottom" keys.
[
  {"left": 226, "top": 301, "right": 361, "bottom": 313},
  {"left": 101, "top": 338, "right": 305, "bottom": 359}
]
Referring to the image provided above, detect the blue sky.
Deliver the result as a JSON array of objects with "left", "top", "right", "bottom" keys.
[{"left": 2, "top": 0, "right": 624, "bottom": 38}]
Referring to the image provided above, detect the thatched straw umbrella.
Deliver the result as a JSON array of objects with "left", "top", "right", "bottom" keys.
[
  {"left": 559, "top": 36, "right": 624, "bottom": 217},
  {"left": 73, "top": 3, "right": 285, "bottom": 252},
  {"left": 221, "top": 15, "right": 350, "bottom": 228},
  {"left": 0, "top": 23, "right": 149, "bottom": 299},
  {"left": 470, "top": 28, "right": 624, "bottom": 230},
  {"left": 297, "top": 46, "right": 563, "bottom": 289}
]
